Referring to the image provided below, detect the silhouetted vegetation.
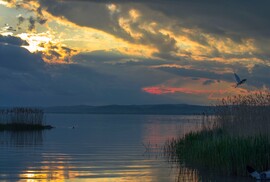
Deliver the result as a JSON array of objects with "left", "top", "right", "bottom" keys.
[
  {"left": 215, "top": 93, "right": 270, "bottom": 136},
  {"left": 0, "top": 107, "right": 53, "bottom": 131},
  {"left": 165, "top": 92, "right": 270, "bottom": 177}
]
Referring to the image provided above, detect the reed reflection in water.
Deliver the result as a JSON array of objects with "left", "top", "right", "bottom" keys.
[
  {"left": 170, "top": 166, "right": 254, "bottom": 182},
  {"left": 0, "top": 131, "right": 43, "bottom": 147}
]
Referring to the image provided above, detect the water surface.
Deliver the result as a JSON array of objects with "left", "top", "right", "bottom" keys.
[{"left": 0, "top": 114, "right": 252, "bottom": 181}]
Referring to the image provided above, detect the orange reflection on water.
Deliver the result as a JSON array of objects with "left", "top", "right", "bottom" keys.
[
  {"left": 19, "top": 154, "right": 78, "bottom": 182},
  {"left": 80, "top": 163, "right": 154, "bottom": 182},
  {"left": 141, "top": 116, "right": 203, "bottom": 182},
  {"left": 19, "top": 167, "right": 155, "bottom": 182},
  {"left": 18, "top": 156, "right": 157, "bottom": 182},
  {"left": 142, "top": 116, "right": 202, "bottom": 145}
]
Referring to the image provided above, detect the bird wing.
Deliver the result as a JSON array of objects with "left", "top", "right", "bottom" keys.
[{"left": 234, "top": 73, "right": 241, "bottom": 83}]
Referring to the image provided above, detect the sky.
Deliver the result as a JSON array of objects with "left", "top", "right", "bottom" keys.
[{"left": 0, "top": 0, "right": 269, "bottom": 106}]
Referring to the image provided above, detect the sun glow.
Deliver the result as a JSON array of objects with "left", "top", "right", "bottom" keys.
[
  {"left": 18, "top": 32, "right": 52, "bottom": 53},
  {"left": 0, "top": 0, "right": 8, "bottom": 6}
]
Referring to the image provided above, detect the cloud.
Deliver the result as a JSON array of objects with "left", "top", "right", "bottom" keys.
[
  {"left": 39, "top": 42, "right": 78, "bottom": 63},
  {"left": 16, "top": 14, "right": 25, "bottom": 28},
  {"left": 203, "top": 79, "right": 216, "bottom": 85},
  {"left": 0, "top": 35, "right": 180, "bottom": 105},
  {"left": 142, "top": 86, "right": 223, "bottom": 95},
  {"left": 156, "top": 66, "right": 230, "bottom": 81},
  {"left": 28, "top": 16, "right": 36, "bottom": 31},
  {"left": 248, "top": 64, "right": 270, "bottom": 88},
  {"left": 27, "top": 15, "right": 47, "bottom": 32},
  {"left": 32, "top": 0, "right": 270, "bottom": 63},
  {"left": 0, "top": 35, "right": 29, "bottom": 46},
  {"left": 1, "top": 1, "right": 269, "bottom": 106},
  {"left": 0, "top": 37, "right": 44, "bottom": 72},
  {"left": 0, "top": 41, "right": 106, "bottom": 105},
  {"left": 3, "top": 0, "right": 268, "bottom": 63},
  {"left": 73, "top": 49, "right": 164, "bottom": 67},
  {"left": 75, "top": 50, "right": 270, "bottom": 92},
  {"left": 32, "top": 1, "right": 180, "bottom": 58},
  {"left": 37, "top": 0, "right": 270, "bottom": 38}
]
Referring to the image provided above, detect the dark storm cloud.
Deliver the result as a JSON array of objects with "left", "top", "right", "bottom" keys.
[
  {"left": 142, "top": 0, "right": 270, "bottom": 51},
  {"left": 33, "top": 0, "right": 270, "bottom": 61},
  {"left": 0, "top": 42, "right": 44, "bottom": 72},
  {"left": 37, "top": 0, "right": 180, "bottom": 58},
  {"left": 74, "top": 50, "right": 270, "bottom": 90},
  {"left": 74, "top": 50, "right": 164, "bottom": 66},
  {"left": 0, "top": 35, "right": 176, "bottom": 106},
  {"left": 28, "top": 16, "right": 36, "bottom": 31},
  {"left": 51, "top": 0, "right": 270, "bottom": 37},
  {"left": 157, "top": 66, "right": 230, "bottom": 81},
  {"left": 249, "top": 64, "right": 270, "bottom": 88},
  {"left": 37, "top": 16, "right": 47, "bottom": 25},
  {"left": 73, "top": 50, "right": 172, "bottom": 85},
  {"left": 0, "top": 35, "right": 29, "bottom": 46},
  {"left": 203, "top": 79, "right": 216, "bottom": 86},
  {"left": 0, "top": 41, "right": 110, "bottom": 105},
  {"left": 74, "top": 50, "right": 128, "bottom": 63},
  {"left": 17, "top": 15, "right": 25, "bottom": 27},
  {"left": 1, "top": 1, "right": 269, "bottom": 105},
  {"left": 141, "top": 31, "right": 178, "bottom": 60},
  {"left": 156, "top": 62, "right": 270, "bottom": 89},
  {"left": 27, "top": 15, "right": 47, "bottom": 32},
  {"left": 6, "top": 0, "right": 270, "bottom": 40},
  {"left": 39, "top": 0, "right": 112, "bottom": 31}
]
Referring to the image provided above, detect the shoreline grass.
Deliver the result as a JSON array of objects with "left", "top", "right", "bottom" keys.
[
  {"left": 172, "top": 129, "right": 270, "bottom": 176},
  {"left": 165, "top": 92, "right": 270, "bottom": 177}
]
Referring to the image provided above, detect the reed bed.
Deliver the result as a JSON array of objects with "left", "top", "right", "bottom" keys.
[
  {"left": 215, "top": 92, "right": 270, "bottom": 136},
  {"left": 0, "top": 107, "right": 52, "bottom": 131},
  {"left": 0, "top": 107, "right": 44, "bottom": 125},
  {"left": 165, "top": 92, "right": 270, "bottom": 176}
]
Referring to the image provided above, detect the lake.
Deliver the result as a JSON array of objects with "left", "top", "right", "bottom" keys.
[{"left": 0, "top": 114, "right": 252, "bottom": 181}]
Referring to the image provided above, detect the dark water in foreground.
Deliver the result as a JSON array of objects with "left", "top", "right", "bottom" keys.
[{"left": 0, "top": 114, "right": 253, "bottom": 182}]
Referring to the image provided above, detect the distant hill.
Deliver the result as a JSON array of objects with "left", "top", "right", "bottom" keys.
[{"left": 44, "top": 104, "right": 214, "bottom": 115}]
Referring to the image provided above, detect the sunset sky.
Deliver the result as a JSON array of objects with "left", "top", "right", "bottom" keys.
[{"left": 0, "top": 0, "right": 269, "bottom": 106}]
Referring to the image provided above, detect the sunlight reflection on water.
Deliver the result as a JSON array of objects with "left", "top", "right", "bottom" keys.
[{"left": 0, "top": 114, "right": 252, "bottom": 182}]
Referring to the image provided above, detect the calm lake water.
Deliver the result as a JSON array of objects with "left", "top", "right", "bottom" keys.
[{"left": 0, "top": 114, "right": 253, "bottom": 182}]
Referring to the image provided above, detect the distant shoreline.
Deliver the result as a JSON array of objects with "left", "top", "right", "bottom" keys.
[
  {"left": 44, "top": 104, "right": 214, "bottom": 115},
  {"left": 44, "top": 112, "right": 207, "bottom": 115}
]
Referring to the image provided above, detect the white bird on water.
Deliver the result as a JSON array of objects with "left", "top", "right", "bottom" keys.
[
  {"left": 247, "top": 165, "right": 270, "bottom": 180},
  {"left": 234, "top": 73, "right": 247, "bottom": 88}
]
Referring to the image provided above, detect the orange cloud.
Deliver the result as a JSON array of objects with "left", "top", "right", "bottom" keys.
[
  {"left": 142, "top": 86, "right": 226, "bottom": 95},
  {"left": 141, "top": 76, "right": 254, "bottom": 102},
  {"left": 142, "top": 83, "right": 268, "bottom": 103}
]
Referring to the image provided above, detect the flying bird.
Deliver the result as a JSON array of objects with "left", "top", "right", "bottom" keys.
[
  {"left": 247, "top": 165, "right": 270, "bottom": 180},
  {"left": 234, "top": 73, "right": 247, "bottom": 88}
]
